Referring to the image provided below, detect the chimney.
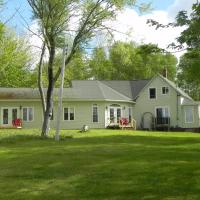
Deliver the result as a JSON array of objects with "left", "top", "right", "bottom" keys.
[{"left": 162, "top": 68, "right": 168, "bottom": 79}]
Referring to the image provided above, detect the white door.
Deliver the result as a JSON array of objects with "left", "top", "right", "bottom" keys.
[
  {"left": 1, "top": 108, "right": 19, "bottom": 126},
  {"left": 109, "top": 107, "right": 121, "bottom": 124}
]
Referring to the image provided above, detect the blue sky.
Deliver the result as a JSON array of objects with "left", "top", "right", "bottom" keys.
[{"left": 1, "top": 0, "right": 176, "bottom": 34}]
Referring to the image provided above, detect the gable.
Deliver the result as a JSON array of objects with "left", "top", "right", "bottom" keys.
[{"left": 135, "top": 74, "right": 193, "bottom": 101}]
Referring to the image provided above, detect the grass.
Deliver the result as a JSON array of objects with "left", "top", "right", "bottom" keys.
[{"left": 1, "top": 129, "right": 200, "bottom": 199}]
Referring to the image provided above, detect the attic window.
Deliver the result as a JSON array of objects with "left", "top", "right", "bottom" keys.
[
  {"left": 149, "top": 88, "right": 156, "bottom": 99},
  {"left": 162, "top": 87, "right": 169, "bottom": 95}
]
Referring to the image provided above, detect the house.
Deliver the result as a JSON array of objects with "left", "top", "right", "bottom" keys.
[{"left": 0, "top": 74, "right": 199, "bottom": 130}]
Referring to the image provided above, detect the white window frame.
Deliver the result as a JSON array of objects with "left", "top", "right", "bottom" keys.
[
  {"left": 22, "top": 107, "right": 34, "bottom": 122},
  {"left": 92, "top": 104, "right": 99, "bottom": 123},
  {"left": 149, "top": 87, "right": 157, "bottom": 99},
  {"left": 184, "top": 107, "right": 194, "bottom": 123},
  {"left": 162, "top": 86, "right": 169, "bottom": 95},
  {"left": 155, "top": 106, "right": 170, "bottom": 118},
  {"left": 63, "top": 107, "right": 75, "bottom": 121}
]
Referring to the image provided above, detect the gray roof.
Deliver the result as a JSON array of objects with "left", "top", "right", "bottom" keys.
[
  {"left": 0, "top": 81, "right": 133, "bottom": 102},
  {"left": 0, "top": 75, "right": 193, "bottom": 102},
  {"left": 101, "top": 80, "right": 150, "bottom": 100}
]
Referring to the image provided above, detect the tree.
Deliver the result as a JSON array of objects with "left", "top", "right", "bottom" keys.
[
  {"left": 177, "top": 51, "right": 200, "bottom": 100},
  {"left": 89, "top": 47, "right": 112, "bottom": 79},
  {"left": 89, "top": 42, "right": 177, "bottom": 80},
  {"left": 0, "top": 25, "right": 32, "bottom": 87},
  {"left": 28, "top": 0, "right": 151, "bottom": 137},
  {"left": 147, "top": 2, "right": 200, "bottom": 99}
]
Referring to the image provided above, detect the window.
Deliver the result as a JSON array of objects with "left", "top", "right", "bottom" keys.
[
  {"left": 156, "top": 107, "right": 169, "bottom": 118},
  {"left": 185, "top": 107, "right": 194, "bottom": 123},
  {"left": 162, "top": 87, "right": 169, "bottom": 95},
  {"left": 149, "top": 88, "right": 156, "bottom": 99},
  {"left": 23, "top": 107, "right": 33, "bottom": 122},
  {"left": 117, "top": 108, "right": 121, "bottom": 123},
  {"left": 92, "top": 104, "right": 98, "bottom": 123},
  {"left": 128, "top": 107, "right": 132, "bottom": 123},
  {"left": 64, "top": 107, "right": 75, "bottom": 121}
]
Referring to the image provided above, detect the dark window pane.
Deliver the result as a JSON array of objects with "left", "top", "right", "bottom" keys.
[
  {"left": 110, "top": 108, "right": 114, "bottom": 123},
  {"left": 28, "top": 108, "right": 33, "bottom": 121},
  {"left": 149, "top": 88, "right": 156, "bottom": 99},
  {"left": 23, "top": 108, "right": 27, "bottom": 121},
  {"left": 12, "top": 109, "right": 18, "bottom": 121},
  {"left": 70, "top": 108, "right": 74, "bottom": 120},
  {"left": 93, "top": 106, "right": 98, "bottom": 122},
  {"left": 128, "top": 108, "right": 132, "bottom": 123},
  {"left": 64, "top": 108, "right": 68, "bottom": 120},
  {"left": 3, "top": 109, "right": 8, "bottom": 124},
  {"left": 117, "top": 108, "right": 121, "bottom": 123}
]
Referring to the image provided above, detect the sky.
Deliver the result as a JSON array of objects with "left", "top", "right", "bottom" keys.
[{"left": 1, "top": 0, "right": 197, "bottom": 61}]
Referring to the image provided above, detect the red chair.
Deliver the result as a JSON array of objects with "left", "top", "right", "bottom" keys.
[
  {"left": 120, "top": 118, "right": 129, "bottom": 126},
  {"left": 12, "top": 119, "right": 22, "bottom": 128}
]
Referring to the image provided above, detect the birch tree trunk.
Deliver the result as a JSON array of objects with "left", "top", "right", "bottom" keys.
[
  {"left": 55, "top": 45, "right": 67, "bottom": 141},
  {"left": 38, "top": 43, "right": 46, "bottom": 117},
  {"left": 41, "top": 46, "right": 55, "bottom": 137}
]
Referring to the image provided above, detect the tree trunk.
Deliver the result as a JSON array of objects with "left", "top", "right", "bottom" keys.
[
  {"left": 55, "top": 45, "right": 67, "bottom": 141},
  {"left": 38, "top": 42, "right": 46, "bottom": 117},
  {"left": 41, "top": 45, "right": 55, "bottom": 137}
]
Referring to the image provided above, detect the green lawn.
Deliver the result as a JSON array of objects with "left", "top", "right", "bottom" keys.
[{"left": 1, "top": 129, "right": 200, "bottom": 200}]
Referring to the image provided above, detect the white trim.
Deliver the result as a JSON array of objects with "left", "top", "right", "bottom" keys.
[
  {"left": 184, "top": 106, "right": 194, "bottom": 124},
  {"left": 149, "top": 87, "right": 157, "bottom": 100},
  {"left": 63, "top": 107, "right": 75, "bottom": 121}
]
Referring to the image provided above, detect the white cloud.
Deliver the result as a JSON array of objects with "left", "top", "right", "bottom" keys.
[
  {"left": 27, "top": 0, "right": 196, "bottom": 62},
  {"left": 109, "top": 0, "right": 196, "bottom": 60}
]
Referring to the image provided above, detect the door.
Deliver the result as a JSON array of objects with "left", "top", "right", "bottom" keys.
[
  {"left": 109, "top": 107, "right": 121, "bottom": 124},
  {"left": 1, "top": 108, "right": 19, "bottom": 126},
  {"left": 143, "top": 112, "right": 153, "bottom": 130}
]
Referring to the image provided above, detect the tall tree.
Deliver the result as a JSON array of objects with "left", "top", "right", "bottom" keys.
[
  {"left": 89, "top": 42, "right": 177, "bottom": 80},
  {"left": 0, "top": 25, "right": 32, "bottom": 87},
  {"left": 28, "top": 0, "right": 151, "bottom": 137}
]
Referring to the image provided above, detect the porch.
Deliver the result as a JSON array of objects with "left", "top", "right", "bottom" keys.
[
  {"left": 107, "top": 118, "right": 137, "bottom": 130},
  {"left": 155, "top": 117, "right": 170, "bottom": 130}
]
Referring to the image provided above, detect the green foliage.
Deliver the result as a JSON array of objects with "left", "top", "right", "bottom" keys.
[
  {"left": 89, "top": 47, "right": 112, "bottom": 80},
  {"left": 175, "top": 3, "right": 200, "bottom": 100},
  {"left": 176, "top": 3, "right": 200, "bottom": 49},
  {"left": 0, "top": 25, "right": 33, "bottom": 87},
  {"left": 177, "top": 50, "right": 200, "bottom": 100},
  {"left": 90, "top": 42, "right": 177, "bottom": 80},
  {"left": 1, "top": 129, "right": 200, "bottom": 199}
]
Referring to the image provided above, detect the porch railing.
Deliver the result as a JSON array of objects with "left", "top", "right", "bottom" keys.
[{"left": 155, "top": 118, "right": 170, "bottom": 130}]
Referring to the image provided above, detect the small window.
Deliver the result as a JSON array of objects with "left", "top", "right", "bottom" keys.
[
  {"left": 149, "top": 88, "right": 156, "bottom": 99},
  {"left": 23, "top": 107, "right": 33, "bottom": 122},
  {"left": 64, "top": 107, "right": 75, "bottom": 121},
  {"left": 92, "top": 104, "right": 98, "bottom": 123},
  {"left": 185, "top": 107, "right": 194, "bottom": 123},
  {"left": 162, "top": 87, "right": 169, "bottom": 95}
]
